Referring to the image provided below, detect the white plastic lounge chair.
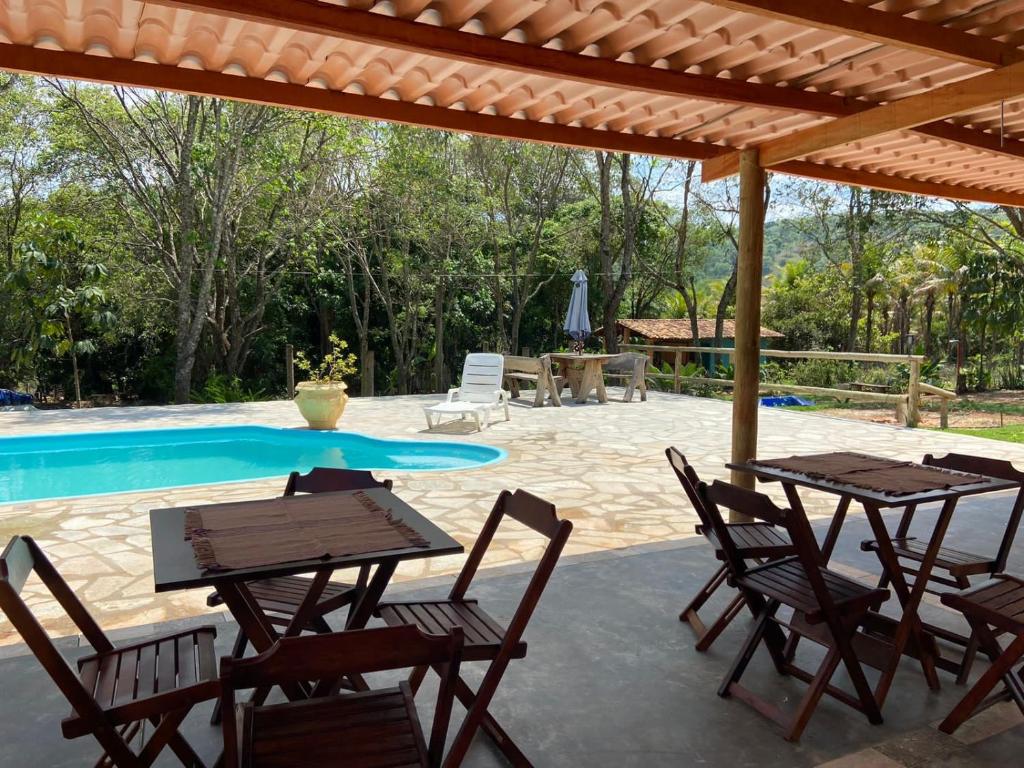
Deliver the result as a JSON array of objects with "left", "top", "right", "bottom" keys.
[{"left": 424, "top": 353, "right": 511, "bottom": 431}]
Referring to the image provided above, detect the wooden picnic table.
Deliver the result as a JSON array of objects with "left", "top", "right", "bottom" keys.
[
  {"left": 729, "top": 453, "right": 1018, "bottom": 709},
  {"left": 150, "top": 486, "right": 463, "bottom": 700},
  {"left": 548, "top": 352, "right": 616, "bottom": 404}
]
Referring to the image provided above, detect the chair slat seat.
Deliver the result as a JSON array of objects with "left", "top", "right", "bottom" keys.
[
  {"left": 941, "top": 574, "right": 1024, "bottom": 635},
  {"left": 707, "top": 523, "right": 792, "bottom": 560},
  {"left": 377, "top": 600, "right": 525, "bottom": 663},
  {"left": 939, "top": 573, "right": 1024, "bottom": 735},
  {"left": 64, "top": 628, "right": 219, "bottom": 738},
  {"left": 738, "top": 558, "right": 887, "bottom": 624},
  {"left": 242, "top": 684, "right": 428, "bottom": 768},
  {"left": 244, "top": 576, "right": 360, "bottom": 616},
  {"left": 861, "top": 537, "right": 997, "bottom": 577}
]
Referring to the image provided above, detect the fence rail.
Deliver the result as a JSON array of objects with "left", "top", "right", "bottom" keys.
[{"left": 621, "top": 343, "right": 956, "bottom": 428}]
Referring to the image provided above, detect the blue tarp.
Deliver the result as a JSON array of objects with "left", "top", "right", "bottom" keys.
[
  {"left": 0, "top": 389, "right": 33, "bottom": 406},
  {"left": 760, "top": 395, "right": 813, "bottom": 407}
]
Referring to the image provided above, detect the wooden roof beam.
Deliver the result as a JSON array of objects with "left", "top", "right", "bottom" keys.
[
  {"left": 775, "top": 159, "right": 1024, "bottom": 207},
  {"left": 704, "top": 58, "right": 1024, "bottom": 181},
  {"left": 0, "top": 44, "right": 724, "bottom": 162},
  {"left": 698, "top": 0, "right": 1024, "bottom": 68}
]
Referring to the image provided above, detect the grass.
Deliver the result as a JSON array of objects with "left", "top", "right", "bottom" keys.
[{"left": 937, "top": 425, "right": 1024, "bottom": 444}]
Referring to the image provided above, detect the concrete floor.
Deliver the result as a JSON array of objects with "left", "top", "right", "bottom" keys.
[{"left": 1, "top": 496, "right": 1022, "bottom": 767}]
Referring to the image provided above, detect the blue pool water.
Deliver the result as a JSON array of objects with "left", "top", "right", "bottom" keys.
[{"left": 0, "top": 425, "right": 506, "bottom": 503}]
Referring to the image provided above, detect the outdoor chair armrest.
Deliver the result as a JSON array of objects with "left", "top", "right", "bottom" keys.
[{"left": 446, "top": 387, "right": 460, "bottom": 403}]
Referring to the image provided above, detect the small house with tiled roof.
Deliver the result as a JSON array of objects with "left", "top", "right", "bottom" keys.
[{"left": 615, "top": 319, "right": 783, "bottom": 371}]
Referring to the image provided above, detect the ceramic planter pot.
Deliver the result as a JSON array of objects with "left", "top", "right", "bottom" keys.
[{"left": 294, "top": 381, "right": 349, "bottom": 430}]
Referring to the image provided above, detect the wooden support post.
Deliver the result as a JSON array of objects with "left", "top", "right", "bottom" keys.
[
  {"left": 285, "top": 344, "right": 295, "bottom": 399},
  {"left": 674, "top": 349, "right": 682, "bottom": 393},
  {"left": 730, "top": 150, "right": 766, "bottom": 519},
  {"left": 940, "top": 398, "right": 949, "bottom": 429},
  {"left": 361, "top": 350, "right": 374, "bottom": 397},
  {"left": 522, "top": 347, "right": 531, "bottom": 358},
  {"left": 906, "top": 359, "right": 921, "bottom": 427}
]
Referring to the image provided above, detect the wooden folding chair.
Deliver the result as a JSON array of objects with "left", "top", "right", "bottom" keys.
[
  {"left": 0, "top": 535, "right": 219, "bottom": 767},
  {"left": 938, "top": 574, "right": 1024, "bottom": 734},
  {"left": 219, "top": 625, "right": 464, "bottom": 768},
  {"left": 207, "top": 467, "right": 391, "bottom": 723},
  {"left": 376, "top": 489, "right": 572, "bottom": 767},
  {"left": 667, "top": 448, "right": 793, "bottom": 651},
  {"left": 699, "top": 481, "right": 889, "bottom": 741},
  {"left": 860, "top": 452, "right": 1024, "bottom": 682}
]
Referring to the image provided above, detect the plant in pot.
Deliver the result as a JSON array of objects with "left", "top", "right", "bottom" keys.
[{"left": 293, "top": 334, "right": 358, "bottom": 430}]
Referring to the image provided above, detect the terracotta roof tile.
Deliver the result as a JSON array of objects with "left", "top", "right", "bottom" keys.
[
  {"left": 5, "top": 1, "right": 1024, "bottom": 202},
  {"left": 616, "top": 318, "right": 783, "bottom": 342}
]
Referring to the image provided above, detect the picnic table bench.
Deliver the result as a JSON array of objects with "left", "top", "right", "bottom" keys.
[{"left": 502, "top": 354, "right": 563, "bottom": 407}]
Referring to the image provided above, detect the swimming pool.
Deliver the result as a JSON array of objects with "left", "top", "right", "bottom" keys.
[{"left": 0, "top": 425, "right": 506, "bottom": 503}]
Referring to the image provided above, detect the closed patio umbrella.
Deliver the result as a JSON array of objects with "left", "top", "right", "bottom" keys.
[{"left": 563, "top": 269, "right": 591, "bottom": 353}]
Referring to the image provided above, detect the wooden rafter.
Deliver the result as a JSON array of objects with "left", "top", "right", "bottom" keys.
[
  {"left": 697, "top": 0, "right": 1024, "bottom": 68},
  {"left": 148, "top": 0, "right": 842, "bottom": 116},
  {"left": 705, "top": 58, "right": 1024, "bottom": 182},
  {"left": 150, "top": 0, "right": 1024, "bottom": 171},
  {"left": 0, "top": 44, "right": 723, "bottom": 161},
  {"left": 759, "top": 59, "right": 1024, "bottom": 167},
  {"left": 774, "top": 160, "right": 1024, "bottom": 207}
]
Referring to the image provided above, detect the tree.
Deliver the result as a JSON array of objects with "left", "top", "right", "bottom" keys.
[
  {"left": 51, "top": 84, "right": 308, "bottom": 401},
  {"left": 591, "top": 152, "right": 672, "bottom": 352},
  {"left": 8, "top": 215, "right": 114, "bottom": 405},
  {"left": 469, "top": 138, "right": 577, "bottom": 353}
]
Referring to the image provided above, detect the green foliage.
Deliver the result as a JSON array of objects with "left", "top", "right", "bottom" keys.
[
  {"left": 294, "top": 333, "right": 358, "bottom": 384},
  {"left": 788, "top": 360, "right": 857, "bottom": 389},
  {"left": 762, "top": 259, "right": 850, "bottom": 351},
  {"left": 191, "top": 373, "right": 265, "bottom": 404},
  {"left": 4, "top": 75, "right": 1024, "bottom": 406}
]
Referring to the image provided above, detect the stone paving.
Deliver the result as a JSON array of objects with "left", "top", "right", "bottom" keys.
[{"left": 4, "top": 389, "right": 1024, "bottom": 645}]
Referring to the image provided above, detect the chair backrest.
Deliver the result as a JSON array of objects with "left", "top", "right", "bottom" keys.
[
  {"left": 284, "top": 467, "right": 393, "bottom": 496},
  {"left": 501, "top": 354, "right": 543, "bottom": 375},
  {"left": 220, "top": 625, "right": 464, "bottom": 768},
  {"left": 604, "top": 352, "right": 646, "bottom": 374},
  {"left": 924, "top": 452, "right": 1024, "bottom": 571},
  {"left": 698, "top": 480, "right": 820, "bottom": 579},
  {"left": 0, "top": 536, "right": 113, "bottom": 728},
  {"left": 449, "top": 490, "right": 572, "bottom": 650},
  {"left": 665, "top": 447, "right": 715, "bottom": 536},
  {"left": 457, "top": 353, "right": 505, "bottom": 403}
]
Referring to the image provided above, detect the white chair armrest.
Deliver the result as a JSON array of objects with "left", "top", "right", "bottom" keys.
[{"left": 446, "top": 387, "right": 460, "bottom": 403}]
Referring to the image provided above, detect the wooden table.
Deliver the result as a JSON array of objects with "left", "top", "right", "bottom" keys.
[
  {"left": 548, "top": 353, "right": 615, "bottom": 404},
  {"left": 730, "top": 456, "right": 1017, "bottom": 708},
  {"left": 150, "top": 487, "right": 463, "bottom": 699}
]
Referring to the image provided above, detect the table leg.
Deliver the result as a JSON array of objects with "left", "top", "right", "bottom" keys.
[
  {"left": 216, "top": 579, "right": 327, "bottom": 703},
  {"left": 864, "top": 499, "right": 954, "bottom": 704},
  {"left": 780, "top": 485, "right": 851, "bottom": 662},
  {"left": 346, "top": 558, "right": 398, "bottom": 629},
  {"left": 820, "top": 496, "right": 852, "bottom": 563},
  {"left": 594, "top": 361, "right": 608, "bottom": 403},
  {"left": 574, "top": 365, "right": 594, "bottom": 404}
]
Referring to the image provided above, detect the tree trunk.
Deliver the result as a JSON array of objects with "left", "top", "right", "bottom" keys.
[
  {"left": 596, "top": 152, "right": 615, "bottom": 351},
  {"left": 434, "top": 283, "right": 447, "bottom": 392},
  {"left": 65, "top": 314, "right": 82, "bottom": 408},
  {"left": 847, "top": 287, "right": 862, "bottom": 352},
  {"left": 864, "top": 292, "right": 875, "bottom": 353},
  {"left": 172, "top": 98, "right": 202, "bottom": 404},
  {"left": 923, "top": 294, "right": 935, "bottom": 357}
]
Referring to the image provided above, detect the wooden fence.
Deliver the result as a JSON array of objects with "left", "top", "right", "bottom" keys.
[{"left": 621, "top": 343, "right": 957, "bottom": 428}]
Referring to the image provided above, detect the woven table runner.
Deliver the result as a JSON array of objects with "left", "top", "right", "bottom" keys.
[
  {"left": 185, "top": 491, "right": 429, "bottom": 571},
  {"left": 751, "top": 452, "right": 987, "bottom": 496}
]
